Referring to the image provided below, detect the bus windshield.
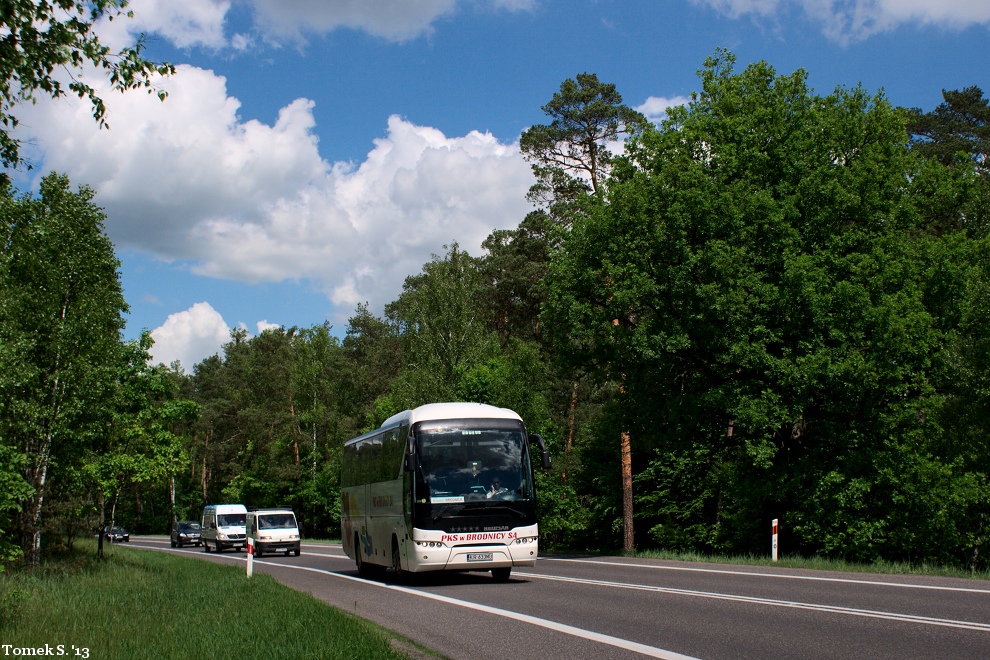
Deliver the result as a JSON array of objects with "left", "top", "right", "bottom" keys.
[{"left": 415, "top": 419, "right": 533, "bottom": 502}]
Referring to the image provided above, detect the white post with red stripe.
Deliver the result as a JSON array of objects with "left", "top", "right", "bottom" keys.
[
  {"left": 771, "top": 518, "right": 779, "bottom": 562},
  {"left": 247, "top": 536, "right": 254, "bottom": 578}
]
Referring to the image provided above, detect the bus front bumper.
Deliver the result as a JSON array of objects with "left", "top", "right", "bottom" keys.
[{"left": 409, "top": 540, "right": 539, "bottom": 572}]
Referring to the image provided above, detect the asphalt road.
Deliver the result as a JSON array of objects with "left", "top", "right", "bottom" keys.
[{"left": 126, "top": 537, "right": 990, "bottom": 659}]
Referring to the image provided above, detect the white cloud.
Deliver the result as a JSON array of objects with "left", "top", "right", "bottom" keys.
[
  {"left": 246, "top": 0, "right": 538, "bottom": 43},
  {"left": 91, "top": 0, "right": 990, "bottom": 55},
  {"left": 256, "top": 320, "right": 280, "bottom": 333},
  {"left": 696, "top": 0, "right": 778, "bottom": 19},
  {"left": 636, "top": 96, "right": 692, "bottom": 124},
  {"left": 103, "top": 0, "right": 539, "bottom": 48},
  {"left": 694, "top": 0, "right": 990, "bottom": 43},
  {"left": 15, "top": 64, "right": 534, "bottom": 322},
  {"left": 248, "top": 0, "right": 457, "bottom": 42},
  {"left": 96, "top": 0, "right": 231, "bottom": 50},
  {"left": 149, "top": 302, "right": 230, "bottom": 369}
]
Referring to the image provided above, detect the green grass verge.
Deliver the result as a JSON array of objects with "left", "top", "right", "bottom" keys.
[
  {"left": 629, "top": 548, "right": 990, "bottom": 580},
  {"left": 0, "top": 540, "right": 423, "bottom": 659}
]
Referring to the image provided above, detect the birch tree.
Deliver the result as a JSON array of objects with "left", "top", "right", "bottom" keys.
[{"left": 0, "top": 173, "right": 125, "bottom": 564}]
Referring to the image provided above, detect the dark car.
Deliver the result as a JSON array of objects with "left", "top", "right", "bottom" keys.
[
  {"left": 104, "top": 525, "right": 129, "bottom": 543},
  {"left": 170, "top": 521, "right": 202, "bottom": 548}
]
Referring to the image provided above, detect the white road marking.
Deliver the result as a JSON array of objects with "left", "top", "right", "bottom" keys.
[
  {"left": 132, "top": 541, "right": 990, "bottom": 595},
  {"left": 280, "top": 564, "right": 697, "bottom": 660},
  {"left": 542, "top": 557, "right": 990, "bottom": 595},
  {"left": 297, "top": 551, "right": 350, "bottom": 559},
  {"left": 517, "top": 571, "right": 990, "bottom": 633},
  {"left": 129, "top": 543, "right": 695, "bottom": 659},
  {"left": 129, "top": 541, "right": 990, "bottom": 636}
]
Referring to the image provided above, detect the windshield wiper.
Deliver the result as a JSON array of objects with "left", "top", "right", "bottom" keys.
[
  {"left": 456, "top": 503, "right": 527, "bottom": 519},
  {"left": 432, "top": 504, "right": 463, "bottom": 523}
]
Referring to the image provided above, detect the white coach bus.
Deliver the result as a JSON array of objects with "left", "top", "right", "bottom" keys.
[{"left": 341, "top": 402, "right": 551, "bottom": 581}]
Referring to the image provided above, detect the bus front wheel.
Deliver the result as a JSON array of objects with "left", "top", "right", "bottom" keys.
[
  {"left": 391, "top": 537, "right": 409, "bottom": 583},
  {"left": 356, "top": 534, "right": 370, "bottom": 576}
]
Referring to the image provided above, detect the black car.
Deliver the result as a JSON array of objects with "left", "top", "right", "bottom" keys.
[
  {"left": 170, "top": 521, "right": 202, "bottom": 548},
  {"left": 104, "top": 525, "right": 129, "bottom": 543}
]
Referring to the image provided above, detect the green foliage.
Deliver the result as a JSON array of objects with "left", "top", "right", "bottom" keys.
[
  {"left": 176, "top": 320, "right": 396, "bottom": 538},
  {"left": 0, "top": 173, "right": 128, "bottom": 563},
  {"left": 86, "top": 332, "right": 195, "bottom": 524},
  {"left": 187, "top": 326, "right": 352, "bottom": 536},
  {"left": 385, "top": 243, "right": 501, "bottom": 407},
  {"left": 520, "top": 72, "right": 649, "bottom": 200},
  {"left": 0, "top": 445, "right": 31, "bottom": 567},
  {"left": 0, "top": 174, "right": 201, "bottom": 558},
  {"left": 534, "top": 468, "right": 591, "bottom": 550},
  {"left": 11, "top": 56, "right": 985, "bottom": 571},
  {"left": 904, "top": 85, "right": 990, "bottom": 173},
  {"left": 545, "top": 49, "right": 990, "bottom": 565},
  {"left": 457, "top": 338, "right": 551, "bottom": 429},
  {"left": 481, "top": 210, "right": 554, "bottom": 344},
  {"left": 903, "top": 85, "right": 990, "bottom": 238},
  {"left": 0, "top": 1, "right": 174, "bottom": 170}
]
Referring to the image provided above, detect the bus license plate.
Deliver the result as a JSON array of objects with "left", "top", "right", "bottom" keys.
[{"left": 467, "top": 553, "right": 493, "bottom": 562}]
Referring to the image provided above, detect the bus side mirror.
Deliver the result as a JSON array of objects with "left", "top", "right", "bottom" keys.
[
  {"left": 529, "top": 433, "right": 552, "bottom": 470},
  {"left": 405, "top": 433, "right": 416, "bottom": 472}
]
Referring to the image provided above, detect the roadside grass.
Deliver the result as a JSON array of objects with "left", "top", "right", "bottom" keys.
[
  {"left": 628, "top": 548, "right": 990, "bottom": 580},
  {"left": 0, "top": 540, "right": 424, "bottom": 659}
]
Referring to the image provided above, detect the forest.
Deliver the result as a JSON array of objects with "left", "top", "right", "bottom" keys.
[{"left": 2, "top": 50, "right": 989, "bottom": 569}]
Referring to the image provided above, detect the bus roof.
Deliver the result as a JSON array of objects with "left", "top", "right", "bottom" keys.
[
  {"left": 383, "top": 402, "right": 522, "bottom": 429},
  {"left": 344, "top": 403, "right": 523, "bottom": 448}
]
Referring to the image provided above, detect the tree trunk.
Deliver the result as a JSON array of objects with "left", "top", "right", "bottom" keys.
[
  {"left": 133, "top": 483, "right": 144, "bottom": 529},
  {"left": 23, "top": 437, "right": 52, "bottom": 566},
  {"left": 97, "top": 490, "right": 106, "bottom": 559},
  {"left": 312, "top": 412, "right": 318, "bottom": 485},
  {"left": 289, "top": 397, "right": 302, "bottom": 485},
  {"left": 23, "top": 295, "right": 71, "bottom": 565},
  {"left": 621, "top": 430, "right": 634, "bottom": 552},
  {"left": 564, "top": 380, "right": 579, "bottom": 485},
  {"left": 201, "top": 428, "right": 210, "bottom": 502},
  {"left": 973, "top": 478, "right": 986, "bottom": 572},
  {"left": 110, "top": 490, "right": 119, "bottom": 528},
  {"left": 290, "top": 401, "right": 301, "bottom": 467},
  {"left": 170, "top": 474, "right": 176, "bottom": 533}
]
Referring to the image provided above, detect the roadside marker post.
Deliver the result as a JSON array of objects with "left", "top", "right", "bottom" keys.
[
  {"left": 771, "top": 519, "right": 778, "bottom": 562},
  {"left": 247, "top": 536, "right": 254, "bottom": 578}
]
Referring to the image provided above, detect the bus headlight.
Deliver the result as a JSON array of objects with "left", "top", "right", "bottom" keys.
[
  {"left": 513, "top": 537, "right": 537, "bottom": 545},
  {"left": 415, "top": 541, "right": 446, "bottom": 548}
]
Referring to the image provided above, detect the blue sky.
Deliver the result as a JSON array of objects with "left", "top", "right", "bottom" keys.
[{"left": 8, "top": 0, "right": 990, "bottom": 369}]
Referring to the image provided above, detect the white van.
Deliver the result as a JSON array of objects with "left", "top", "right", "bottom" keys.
[
  {"left": 201, "top": 503, "right": 247, "bottom": 553},
  {"left": 246, "top": 509, "right": 301, "bottom": 557}
]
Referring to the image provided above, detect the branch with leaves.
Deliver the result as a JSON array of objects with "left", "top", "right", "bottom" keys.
[{"left": 0, "top": 0, "right": 174, "bottom": 170}]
